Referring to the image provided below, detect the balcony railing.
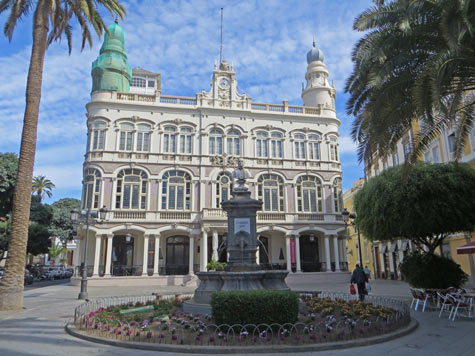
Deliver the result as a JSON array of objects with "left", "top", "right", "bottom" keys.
[
  {"left": 297, "top": 213, "right": 324, "bottom": 221},
  {"left": 202, "top": 208, "right": 227, "bottom": 219},
  {"left": 159, "top": 211, "right": 191, "bottom": 220},
  {"left": 112, "top": 210, "right": 146, "bottom": 219},
  {"left": 257, "top": 212, "right": 286, "bottom": 221}
]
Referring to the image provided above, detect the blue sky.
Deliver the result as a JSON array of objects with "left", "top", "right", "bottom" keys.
[{"left": 0, "top": 0, "right": 371, "bottom": 204}]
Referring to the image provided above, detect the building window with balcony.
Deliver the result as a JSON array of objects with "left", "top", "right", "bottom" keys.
[
  {"left": 119, "top": 123, "right": 134, "bottom": 151},
  {"left": 163, "top": 126, "right": 177, "bottom": 153},
  {"left": 209, "top": 129, "right": 224, "bottom": 155},
  {"left": 115, "top": 169, "right": 147, "bottom": 210},
  {"left": 91, "top": 121, "right": 106, "bottom": 150},
  {"left": 136, "top": 124, "right": 151, "bottom": 152},
  {"left": 308, "top": 134, "right": 320, "bottom": 160},
  {"left": 216, "top": 171, "right": 233, "bottom": 207},
  {"left": 161, "top": 170, "right": 191, "bottom": 210},
  {"left": 296, "top": 175, "right": 322, "bottom": 212},
  {"left": 257, "top": 174, "right": 284, "bottom": 212},
  {"left": 179, "top": 127, "right": 193, "bottom": 154},
  {"left": 329, "top": 136, "right": 339, "bottom": 161},
  {"left": 270, "top": 132, "right": 283, "bottom": 158},
  {"left": 256, "top": 131, "right": 269, "bottom": 157},
  {"left": 294, "top": 133, "right": 306, "bottom": 159},
  {"left": 82, "top": 168, "right": 101, "bottom": 209},
  {"left": 333, "top": 178, "right": 343, "bottom": 213},
  {"left": 447, "top": 133, "right": 456, "bottom": 158},
  {"left": 402, "top": 136, "right": 412, "bottom": 160},
  {"left": 226, "top": 129, "right": 241, "bottom": 156}
]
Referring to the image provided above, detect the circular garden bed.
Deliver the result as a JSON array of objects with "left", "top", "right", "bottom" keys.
[{"left": 70, "top": 292, "right": 412, "bottom": 350}]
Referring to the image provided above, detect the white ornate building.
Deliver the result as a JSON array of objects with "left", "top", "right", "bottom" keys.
[{"left": 72, "top": 23, "right": 348, "bottom": 286}]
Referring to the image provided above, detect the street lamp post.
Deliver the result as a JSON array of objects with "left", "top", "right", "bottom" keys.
[
  {"left": 71, "top": 206, "right": 108, "bottom": 300},
  {"left": 342, "top": 208, "right": 364, "bottom": 267}
]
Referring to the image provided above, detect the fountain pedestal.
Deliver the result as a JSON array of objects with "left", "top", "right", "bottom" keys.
[{"left": 184, "top": 162, "right": 290, "bottom": 315}]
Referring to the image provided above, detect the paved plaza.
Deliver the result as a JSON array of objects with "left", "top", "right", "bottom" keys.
[{"left": 0, "top": 276, "right": 474, "bottom": 356}]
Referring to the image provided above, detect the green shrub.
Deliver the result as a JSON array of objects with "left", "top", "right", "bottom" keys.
[
  {"left": 400, "top": 252, "right": 468, "bottom": 289},
  {"left": 211, "top": 290, "right": 298, "bottom": 325}
]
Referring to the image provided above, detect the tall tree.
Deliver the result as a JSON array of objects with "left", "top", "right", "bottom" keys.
[
  {"left": 345, "top": 0, "right": 475, "bottom": 164},
  {"left": 0, "top": 0, "right": 125, "bottom": 310},
  {"left": 0, "top": 153, "right": 18, "bottom": 217},
  {"left": 32, "top": 175, "right": 55, "bottom": 201},
  {"left": 49, "top": 198, "right": 80, "bottom": 245},
  {"left": 354, "top": 162, "right": 475, "bottom": 254}
]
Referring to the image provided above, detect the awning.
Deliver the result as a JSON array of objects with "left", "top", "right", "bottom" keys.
[
  {"left": 457, "top": 242, "right": 475, "bottom": 255},
  {"left": 389, "top": 242, "right": 398, "bottom": 253}
]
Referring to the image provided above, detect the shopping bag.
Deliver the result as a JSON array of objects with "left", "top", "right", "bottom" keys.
[
  {"left": 350, "top": 284, "right": 356, "bottom": 295},
  {"left": 366, "top": 282, "right": 372, "bottom": 293}
]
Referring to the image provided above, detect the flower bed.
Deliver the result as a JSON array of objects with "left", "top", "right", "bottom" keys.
[{"left": 74, "top": 293, "right": 410, "bottom": 346}]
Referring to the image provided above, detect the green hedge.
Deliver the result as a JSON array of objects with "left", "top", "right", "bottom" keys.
[
  {"left": 400, "top": 252, "right": 468, "bottom": 289},
  {"left": 210, "top": 290, "right": 299, "bottom": 325}
]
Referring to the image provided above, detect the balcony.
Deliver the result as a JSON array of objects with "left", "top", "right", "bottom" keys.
[
  {"left": 112, "top": 210, "right": 146, "bottom": 219},
  {"left": 90, "top": 91, "right": 336, "bottom": 119},
  {"left": 202, "top": 208, "right": 227, "bottom": 220}
]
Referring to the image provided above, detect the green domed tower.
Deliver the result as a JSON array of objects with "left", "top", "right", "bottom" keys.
[{"left": 91, "top": 20, "right": 132, "bottom": 93}]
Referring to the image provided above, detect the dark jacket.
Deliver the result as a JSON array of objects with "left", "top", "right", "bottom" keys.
[{"left": 351, "top": 267, "right": 367, "bottom": 284}]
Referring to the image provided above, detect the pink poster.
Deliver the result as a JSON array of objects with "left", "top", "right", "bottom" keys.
[{"left": 290, "top": 239, "right": 296, "bottom": 264}]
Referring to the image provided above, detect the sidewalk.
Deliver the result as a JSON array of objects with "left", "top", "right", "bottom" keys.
[{"left": 0, "top": 280, "right": 474, "bottom": 356}]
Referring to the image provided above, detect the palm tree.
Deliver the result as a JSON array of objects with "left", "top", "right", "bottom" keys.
[
  {"left": 0, "top": 0, "right": 125, "bottom": 311},
  {"left": 345, "top": 0, "right": 475, "bottom": 165},
  {"left": 32, "top": 175, "right": 55, "bottom": 201},
  {"left": 48, "top": 244, "right": 68, "bottom": 266}
]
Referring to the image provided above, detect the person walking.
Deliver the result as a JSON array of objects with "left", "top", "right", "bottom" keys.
[{"left": 351, "top": 264, "right": 368, "bottom": 301}]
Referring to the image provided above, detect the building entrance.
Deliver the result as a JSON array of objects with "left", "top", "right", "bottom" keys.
[
  {"left": 112, "top": 235, "right": 135, "bottom": 276},
  {"left": 166, "top": 236, "right": 189, "bottom": 275},
  {"left": 299, "top": 235, "right": 321, "bottom": 272}
]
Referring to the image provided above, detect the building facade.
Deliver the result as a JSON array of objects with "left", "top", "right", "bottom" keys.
[
  {"left": 345, "top": 116, "right": 475, "bottom": 282},
  {"left": 73, "top": 23, "right": 348, "bottom": 285}
]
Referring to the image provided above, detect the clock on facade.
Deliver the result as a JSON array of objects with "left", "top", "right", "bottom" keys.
[{"left": 219, "top": 78, "right": 230, "bottom": 89}]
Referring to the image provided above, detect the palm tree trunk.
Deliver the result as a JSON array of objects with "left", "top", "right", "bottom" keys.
[{"left": 0, "top": 1, "right": 50, "bottom": 310}]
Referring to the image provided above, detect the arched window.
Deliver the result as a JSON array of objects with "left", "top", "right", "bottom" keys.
[
  {"left": 216, "top": 171, "right": 233, "bottom": 207},
  {"left": 119, "top": 123, "right": 134, "bottom": 151},
  {"left": 136, "top": 124, "right": 151, "bottom": 152},
  {"left": 179, "top": 127, "right": 193, "bottom": 154},
  {"left": 294, "top": 133, "right": 306, "bottom": 159},
  {"left": 91, "top": 121, "right": 106, "bottom": 150},
  {"left": 329, "top": 136, "right": 339, "bottom": 161},
  {"left": 308, "top": 134, "right": 320, "bottom": 160},
  {"left": 115, "top": 169, "right": 147, "bottom": 209},
  {"left": 226, "top": 129, "right": 241, "bottom": 156},
  {"left": 161, "top": 170, "right": 192, "bottom": 210},
  {"left": 333, "top": 178, "right": 343, "bottom": 213},
  {"left": 163, "top": 126, "right": 177, "bottom": 153},
  {"left": 270, "top": 132, "right": 283, "bottom": 158},
  {"left": 82, "top": 168, "right": 101, "bottom": 209},
  {"left": 256, "top": 131, "right": 269, "bottom": 157},
  {"left": 257, "top": 174, "right": 284, "bottom": 212},
  {"left": 296, "top": 176, "right": 322, "bottom": 212},
  {"left": 209, "top": 129, "right": 223, "bottom": 155}
]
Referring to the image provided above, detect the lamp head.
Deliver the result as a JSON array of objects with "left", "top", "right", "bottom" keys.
[
  {"left": 99, "top": 206, "right": 108, "bottom": 221},
  {"left": 125, "top": 233, "right": 132, "bottom": 242},
  {"left": 70, "top": 209, "right": 80, "bottom": 222},
  {"left": 341, "top": 208, "right": 350, "bottom": 223}
]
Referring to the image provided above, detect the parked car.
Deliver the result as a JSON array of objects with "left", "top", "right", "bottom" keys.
[
  {"left": 0, "top": 270, "right": 4, "bottom": 285},
  {"left": 24, "top": 270, "right": 34, "bottom": 285}
]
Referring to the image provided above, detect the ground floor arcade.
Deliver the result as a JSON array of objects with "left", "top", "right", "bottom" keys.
[{"left": 73, "top": 224, "right": 348, "bottom": 279}]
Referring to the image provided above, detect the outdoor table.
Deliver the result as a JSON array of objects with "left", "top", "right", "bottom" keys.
[{"left": 461, "top": 293, "right": 475, "bottom": 319}]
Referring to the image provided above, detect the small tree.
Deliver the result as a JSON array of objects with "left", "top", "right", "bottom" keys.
[{"left": 354, "top": 162, "right": 475, "bottom": 254}]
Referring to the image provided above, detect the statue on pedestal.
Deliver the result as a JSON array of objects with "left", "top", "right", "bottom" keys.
[{"left": 232, "top": 159, "right": 250, "bottom": 191}]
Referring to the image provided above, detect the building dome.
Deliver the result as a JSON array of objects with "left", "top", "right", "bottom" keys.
[
  {"left": 91, "top": 20, "right": 131, "bottom": 93},
  {"left": 306, "top": 41, "right": 324, "bottom": 64}
]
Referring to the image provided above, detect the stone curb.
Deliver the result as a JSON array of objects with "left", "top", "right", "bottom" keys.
[{"left": 65, "top": 318, "right": 418, "bottom": 354}]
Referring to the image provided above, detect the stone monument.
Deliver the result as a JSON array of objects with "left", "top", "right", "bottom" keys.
[{"left": 184, "top": 160, "right": 290, "bottom": 315}]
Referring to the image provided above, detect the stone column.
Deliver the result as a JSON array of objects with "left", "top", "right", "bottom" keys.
[
  {"left": 142, "top": 235, "right": 149, "bottom": 276},
  {"left": 324, "top": 235, "right": 331, "bottom": 271},
  {"left": 295, "top": 235, "right": 302, "bottom": 272},
  {"left": 93, "top": 235, "right": 102, "bottom": 276},
  {"left": 200, "top": 230, "right": 208, "bottom": 271},
  {"left": 189, "top": 235, "right": 195, "bottom": 275},
  {"left": 153, "top": 234, "right": 160, "bottom": 275},
  {"left": 212, "top": 230, "right": 219, "bottom": 261},
  {"left": 286, "top": 235, "right": 292, "bottom": 271},
  {"left": 333, "top": 235, "right": 340, "bottom": 271},
  {"left": 104, "top": 234, "right": 113, "bottom": 276}
]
